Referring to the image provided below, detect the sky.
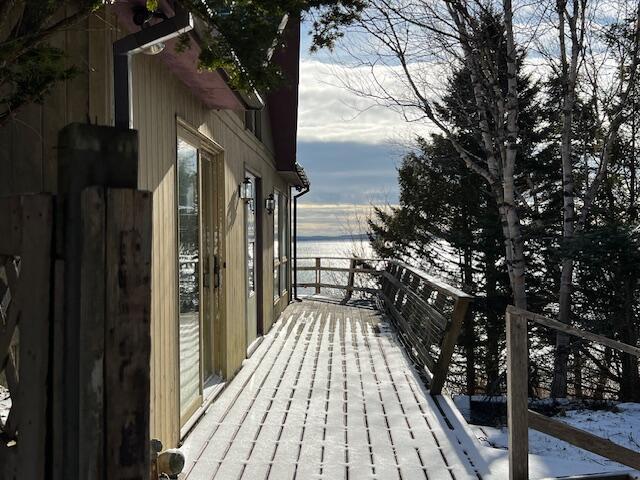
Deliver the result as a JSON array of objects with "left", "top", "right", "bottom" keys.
[{"left": 295, "top": 24, "right": 427, "bottom": 237}]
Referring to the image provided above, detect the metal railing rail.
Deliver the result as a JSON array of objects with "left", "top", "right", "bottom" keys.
[{"left": 380, "top": 260, "right": 473, "bottom": 394}]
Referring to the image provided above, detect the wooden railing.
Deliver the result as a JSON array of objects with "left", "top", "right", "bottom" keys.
[
  {"left": 506, "top": 305, "right": 640, "bottom": 480},
  {"left": 296, "top": 256, "right": 382, "bottom": 296},
  {"left": 294, "top": 257, "right": 473, "bottom": 394},
  {"left": 380, "top": 260, "right": 473, "bottom": 394},
  {"left": 0, "top": 195, "right": 53, "bottom": 480}
]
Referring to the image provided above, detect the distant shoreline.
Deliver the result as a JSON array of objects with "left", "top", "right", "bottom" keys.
[{"left": 297, "top": 234, "right": 369, "bottom": 242}]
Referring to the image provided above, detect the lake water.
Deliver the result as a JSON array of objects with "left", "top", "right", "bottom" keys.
[
  {"left": 296, "top": 237, "right": 375, "bottom": 259},
  {"left": 294, "top": 238, "right": 378, "bottom": 298}
]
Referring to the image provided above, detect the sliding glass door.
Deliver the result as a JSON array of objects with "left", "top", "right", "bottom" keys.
[{"left": 177, "top": 138, "right": 202, "bottom": 422}]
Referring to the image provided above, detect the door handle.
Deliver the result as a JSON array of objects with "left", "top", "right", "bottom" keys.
[
  {"left": 203, "top": 256, "right": 211, "bottom": 288},
  {"left": 214, "top": 255, "right": 221, "bottom": 289}
]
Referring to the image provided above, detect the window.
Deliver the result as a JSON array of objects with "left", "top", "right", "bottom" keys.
[
  {"left": 273, "top": 191, "right": 289, "bottom": 300},
  {"left": 279, "top": 195, "right": 289, "bottom": 295},
  {"left": 245, "top": 174, "right": 257, "bottom": 298},
  {"left": 244, "top": 110, "right": 262, "bottom": 141},
  {"left": 273, "top": 191, "right": 280, "bottom": 301}
]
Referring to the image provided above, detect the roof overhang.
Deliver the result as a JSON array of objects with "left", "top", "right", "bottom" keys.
[
  {"left": 267, "top": 18, "right": 304, "bottom": 185},
  {"left": 113, "top": 0, "right": 264, "bottom": 111},
  {"left": 279, "top": 163, "right": 309, "bottom": 190}
]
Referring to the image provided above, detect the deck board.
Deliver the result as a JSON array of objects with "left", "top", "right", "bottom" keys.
[{"left": 181, "top": 299, "right": 480, "bottom": 479}]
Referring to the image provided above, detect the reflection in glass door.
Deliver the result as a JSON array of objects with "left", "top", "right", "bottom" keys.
[
  {"left": 245, "top": 173, "right": 258, "bottom": 347},
  {"left": 177, "top": 138, "right": 201, "bottom": 422}
]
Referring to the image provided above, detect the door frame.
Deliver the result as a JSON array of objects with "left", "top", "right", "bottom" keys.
[
  {"left": 244, "top": 166, "right": 264, "bottom": 349},
  {"left": 175, "top": 119, "right": 226, "bottom": 429}
]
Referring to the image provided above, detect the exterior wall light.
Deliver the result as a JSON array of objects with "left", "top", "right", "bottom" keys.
[
  {"left": 142, "top": 42, "right": 166, "bottom": 55},
  {"left": 265, "top": 193, "right": 276, "bottom": 214},
  {"left": 132, "top": 7, "right": 169, "bottom": 55},
  {"left": 239, "top": 177, "right": 253, "bottom": 201}
]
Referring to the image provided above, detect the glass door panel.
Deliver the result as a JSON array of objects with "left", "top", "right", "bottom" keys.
[{"left": 177, "top": 138, "right": 201, "bottom": 421}]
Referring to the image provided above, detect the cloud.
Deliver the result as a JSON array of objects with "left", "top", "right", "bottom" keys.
[{"left": 298, "top": 59, "right": 437, "bottom": 145}]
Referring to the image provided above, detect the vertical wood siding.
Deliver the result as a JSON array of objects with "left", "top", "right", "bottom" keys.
[{"left": 0, "top": 8, "right": 292, "bottom": 449}]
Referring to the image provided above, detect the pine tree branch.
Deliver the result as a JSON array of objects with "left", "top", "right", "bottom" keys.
[{"left": 0, "top": 6, "right": 92, "bottom": 67}]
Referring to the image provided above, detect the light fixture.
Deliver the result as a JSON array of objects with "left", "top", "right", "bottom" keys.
[
  {"left": 133, "top": 5, "right": 169, "bottom": 55},
  {"left": 142, "top": 42, "right": 166, "bottom": 55},
  {"left": 265, "top": 193, "right": 276, "bottom": 215},
  {"left": 239, "top": 177, "right": 253, "bottom": 201}
]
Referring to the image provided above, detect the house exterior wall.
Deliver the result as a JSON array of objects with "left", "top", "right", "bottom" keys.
[
  {"left": 0, "top": 7, "right": 294, "bottom": 449},
  {"left": 132, "top": 52, "right": 291, "bottom": 446}
]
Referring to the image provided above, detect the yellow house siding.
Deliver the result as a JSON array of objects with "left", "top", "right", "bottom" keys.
[
  {"left": 0, "top": 8, "right": 294, "bottom": 450},
  {"left": 131, "top": 52, "right": 291, "bottom": 446}
]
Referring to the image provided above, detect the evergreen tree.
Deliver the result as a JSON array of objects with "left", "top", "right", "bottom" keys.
[{"left": 368, "top": 14, "right": 551, "bottom": 393}]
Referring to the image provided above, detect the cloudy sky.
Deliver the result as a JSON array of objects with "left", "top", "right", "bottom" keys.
[{"left": 295, "top": 26, "right": 430, "bottom": 237}]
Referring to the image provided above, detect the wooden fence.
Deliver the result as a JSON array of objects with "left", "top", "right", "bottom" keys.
[
  {"left": 0, "top": 195, "right": 53, "bottom": 479},
  {"left": 294, "top": 257, "right": 473, "bottom": 394},
  {"left": 506, "top": 305, "right": 640, "bottom": 480},
  {"left": 0, "top": 187, "right": 152, "bottom": 479}
]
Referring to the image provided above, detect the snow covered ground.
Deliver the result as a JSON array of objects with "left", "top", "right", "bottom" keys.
[{"left": 454, "top": 396, "right": 640, "bottom": 478}]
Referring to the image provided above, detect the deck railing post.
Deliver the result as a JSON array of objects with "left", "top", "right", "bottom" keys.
[
  {"left": 342, "top": 258, "right": 357, "bottom": 304},
  {"left": 315, "top": 257, "right": 321, "bottom": 294},
  {"left": 506, "top": 307, "right": 529, "bottom": 480},
  {"left": 430, "top": 297, "right": 470, "bottom": 394}
]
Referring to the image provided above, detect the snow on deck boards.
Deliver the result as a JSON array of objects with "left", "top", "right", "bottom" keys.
[{"left": 181, "top": 299, "right": 480, "bottom": 480}]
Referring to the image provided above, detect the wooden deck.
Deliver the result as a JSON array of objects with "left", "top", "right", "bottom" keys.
[{"left": 180, "top": 299, "right": 481, "bottom": 480}]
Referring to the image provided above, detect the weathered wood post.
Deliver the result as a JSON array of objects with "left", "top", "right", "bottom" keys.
[
  {"left": 315, "top": 257, "right": 321, "bottom": 294},
  {"left": 342, "top": 258, "right": 357, "bottom": 304},
  {"left": 105, "top": 188, "right": 152, "bottom": 480},
  {"left": 506, "top": 306, "right": 529, "bottom": 480},
  {"left": 430, "top": 296, "right": 470, "bottom": 394},
  {"left": 56, "top": 123, "right": 151, "bottom": 480}
]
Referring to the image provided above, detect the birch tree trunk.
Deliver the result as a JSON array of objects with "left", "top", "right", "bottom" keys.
[
  {"left": 503, "top": 0, "right": 526, "bottom": 309},
  {"left": 552, "top": 1, "right": 640, "bottom": 398},
  {"left": 362, "top": 0, "right": 529, "bottom": 309},
  {"left": 551, "top": 0, "right": 582, "bottom": 398},
  {"left": 447, "top": 0, "right": 526, "bottom": 308}
]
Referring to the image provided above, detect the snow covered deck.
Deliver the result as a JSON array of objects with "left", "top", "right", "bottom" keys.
[{"left": 180, "top": 298, "right": 482, "bottom": 480}]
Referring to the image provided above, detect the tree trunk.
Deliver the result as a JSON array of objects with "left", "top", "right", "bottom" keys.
[
  {"left": 503, "top": 0, "right": 526, "bottom": 310},
  {"left": 462, "top": 248, "right": 476, "bottom": 395},
  {"left": 619, "top": 276, "right": 640, "bottom": 401},
  {"left": 484, "top": 249, "right": 501, "bottom": 395},
  {"left": 501, "top": 161, "right": 527, "bottom": 309},
  {"left": 552, "top": 259, "right": 573, "bottom": 398},
  {"left": 594, "top": 347, "right": 612, "bottom": 400},
  {"left": 551, "top": 0, "right": 580, "bottom": 398}
]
